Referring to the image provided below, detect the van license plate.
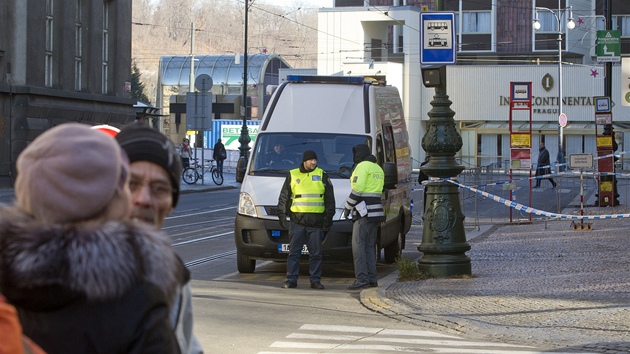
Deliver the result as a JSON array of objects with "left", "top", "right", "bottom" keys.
[{"left": 278, "top": 244, "right": 309, "bottom": 254}]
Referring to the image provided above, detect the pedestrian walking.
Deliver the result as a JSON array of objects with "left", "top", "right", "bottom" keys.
[
  {"left": 116, "top": 122, "right": 203, "bottom": 354},
  {"left": 418, "top": 155, "right": 430, "bottom": 211},
  {"left": 213, "top": 138, "right": 227, "bottom": 175},
  {"left": 534, "top": 142, "right": 557, "bottom": 189},
  {"left": 277, "top": 150, "right": 335, "bottom": 290},
  {"left": 342, "top": 144, "right": 386, "bottom": 290},
  {"left": 179, "top": 137, "right": 193, "bottom": 168},
  {"left": 0, "top": 123, "right": 184, "bottom": 353}
]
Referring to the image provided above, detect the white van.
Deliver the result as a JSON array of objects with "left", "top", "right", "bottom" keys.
[{"left": 234, "top": 75, "right": 412, "bottom": 273}]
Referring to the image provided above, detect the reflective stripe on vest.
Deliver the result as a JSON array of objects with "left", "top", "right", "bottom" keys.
[{"left": 289, "top": 168, "right": 325, "bottom": 213}]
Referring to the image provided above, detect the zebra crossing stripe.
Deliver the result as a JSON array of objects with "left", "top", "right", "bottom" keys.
[
  {"left": 288, "top": 332, "right": 533, "bottom": 348},
  {"left": 299, "top": 324, "right": 380, "bottom": 333},
  {"left": 260, "top": 324, "right": 561, "bottom": 354}
]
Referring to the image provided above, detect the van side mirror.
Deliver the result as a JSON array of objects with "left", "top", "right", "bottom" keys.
[{"left": 383, "top": 162, "right": 398, "bottom": 190}]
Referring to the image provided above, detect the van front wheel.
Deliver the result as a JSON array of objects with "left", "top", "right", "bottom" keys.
[
  {"left": 237, "top": 250, "right": 256, "bottom": 273},
  {"left": 383, "top": 231, "right": 402, "bottom": 263}
]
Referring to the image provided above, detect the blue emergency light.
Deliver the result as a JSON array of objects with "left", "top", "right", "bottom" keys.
[{"left": 286, "top": 75, "right": 364, "bottom": 84}]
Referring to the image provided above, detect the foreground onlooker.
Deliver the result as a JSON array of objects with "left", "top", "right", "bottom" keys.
[
  {"left": 0, "top": 123, "right": 184, "bottom": 353},
  {"left": 116, "top": 122, "right": 203, "bottom": 354}
]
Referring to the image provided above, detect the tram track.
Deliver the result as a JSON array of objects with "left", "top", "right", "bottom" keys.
[
  {"left": 172, "top": 231, "right": 233, "bottom": 246},
  {"left": 184, "top": 250, "right": 237, "bottom": 268}
]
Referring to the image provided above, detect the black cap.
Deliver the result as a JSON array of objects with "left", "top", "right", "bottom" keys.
[
  {"left": 302, "top": 150, "right": 318, "bottom": 162},
  {"left": 115, "top": 122, "right": 182, "bottom": 207}
]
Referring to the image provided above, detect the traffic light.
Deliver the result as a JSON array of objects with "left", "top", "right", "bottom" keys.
[{"left": 602, "top": 124, "right": 613, "bottom": 136}]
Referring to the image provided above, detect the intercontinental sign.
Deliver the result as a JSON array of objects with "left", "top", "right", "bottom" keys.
[
  {"left": 499, "top": 73, "right": 597, "bottom": 114},
  {"left": 499, "top": 95, "right": 596, "bottom": 114}
]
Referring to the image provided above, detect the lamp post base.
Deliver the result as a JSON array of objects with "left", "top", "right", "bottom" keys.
[
  {"left": 417, "top": 255, "right": 471, "bottom": 277},
  {"left": 418, "top": 181, "right": 471, "bottom": 277}
]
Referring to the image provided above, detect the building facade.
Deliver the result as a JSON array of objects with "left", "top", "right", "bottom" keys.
[
  {"left": 0, "top": 0, "right": 135, "bottom": 187},
  {"left": 321, "top": 0, "right": 630, "bottom": 168}
]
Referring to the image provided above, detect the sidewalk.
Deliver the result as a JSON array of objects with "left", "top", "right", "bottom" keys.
[
  {"left": 179, "top": 170, "right": 240, "bottom": 194},
  {"left": 361, "top": 203, "right": 630, "bottom": 352}
]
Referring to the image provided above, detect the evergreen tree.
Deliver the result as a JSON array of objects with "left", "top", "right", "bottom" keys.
[{"left": 131, "top": 60, "right": 150, "bottom": 104}]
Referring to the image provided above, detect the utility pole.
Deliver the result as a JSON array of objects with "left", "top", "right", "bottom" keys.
[{"left": 604, "top": 0, "right": 612, "bottom": 98}]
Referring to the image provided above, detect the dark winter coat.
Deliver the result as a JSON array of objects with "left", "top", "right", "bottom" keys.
[
  {"left": 537, "top": 146, "right": 552, "bottom": 175},
  {"left": 0, "top": 206, "right": 185, "bottom": 354},
  {"left": 213, "top": 141, "right": 226, "bottom": 161}
]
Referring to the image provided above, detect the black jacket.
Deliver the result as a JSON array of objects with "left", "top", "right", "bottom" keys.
[
  {"left": 277, "top": 165, "right": 335, "bottom": 229},
  {"left": 213, "top": 142, "right": 226, "bottom": 161},
  {"left": 0, "top": 206, "right": 185, "bottom": 354}
]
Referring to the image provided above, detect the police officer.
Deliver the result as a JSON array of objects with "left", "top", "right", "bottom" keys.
[
  {"left": 342, "top": 144, "right": 385, "bottom": 290},
  {"left": 277, "top": 150, "right": 335, "bottom": 289}
]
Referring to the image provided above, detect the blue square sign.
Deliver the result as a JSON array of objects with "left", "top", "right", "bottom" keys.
[{"left": 420, "top": 13, "right": 456, "bottom": 65}]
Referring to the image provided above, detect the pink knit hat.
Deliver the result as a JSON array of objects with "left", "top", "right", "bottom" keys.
[{"left": 15, "top": 123, "right": 128, "bottom": 223}]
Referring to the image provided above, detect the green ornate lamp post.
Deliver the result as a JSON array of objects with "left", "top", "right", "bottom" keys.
[
  {"left": 236, "top": 0, "right": 251, "bottom": 183},
  {"left": 417, "top": 66, "right": 471, "bottom": 277}
]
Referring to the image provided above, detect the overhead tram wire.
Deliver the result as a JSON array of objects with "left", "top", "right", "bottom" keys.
[{"left": 133, "top": 2, "right": 605, "bottom": 70}]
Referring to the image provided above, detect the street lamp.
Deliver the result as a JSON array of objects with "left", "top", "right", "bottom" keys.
[
  {"left": 236, "top": 0, "right": 251, "bottom": 183},
  {"left": 533, "top": 4, "right": 574, "bottom": 168}
]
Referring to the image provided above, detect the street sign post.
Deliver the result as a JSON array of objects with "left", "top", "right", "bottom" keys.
[
  {"left": 569, "top": 154, "right": 594, "bottom": 170},
  {"left": 558, "top": 113, "right": 567, "bottom": 128},
  {"left": 594, "top": 96, "right": 611, "bottom": 112},
  {"left": 596, "top": 30, "right": 620, "bottom": 63},
  {"left": 420, "top": 13, "right": 456, "bottom": 65}
]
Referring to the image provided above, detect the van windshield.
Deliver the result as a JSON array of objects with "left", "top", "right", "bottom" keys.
[{"left": 249, "top": 133, "right": 370, "bottom": 178}]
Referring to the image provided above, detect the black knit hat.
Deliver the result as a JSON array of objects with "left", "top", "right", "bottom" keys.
[
  {"left": 302, "top": 150, "right": 318, "bottom": 162},
  {"left": 115, "top": 122, "right": 182, "bottom": 207},
  {"left": 352, "top": 144, "right": 371, "bottom": 164}
]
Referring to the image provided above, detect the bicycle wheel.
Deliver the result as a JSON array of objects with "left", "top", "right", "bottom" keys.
[
  {"left": 212, "top": 169, "right": 224, "bottom": 185},
  {"left": 182, "top": 167, "right": 199, "bottom": 184}
]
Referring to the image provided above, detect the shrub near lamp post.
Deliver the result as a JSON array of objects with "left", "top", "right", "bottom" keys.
[{"left": 533, "top": 4, "right": 575, "bottom": 172}]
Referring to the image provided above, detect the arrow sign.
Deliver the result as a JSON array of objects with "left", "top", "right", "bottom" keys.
[{"left": 597, "top": 30, "right": 620, "bottom": 62}]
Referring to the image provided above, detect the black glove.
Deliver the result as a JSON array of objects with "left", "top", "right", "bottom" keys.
[
  {"left": 278, "top": 214, "right": 288, "bottom": 230},
  {"left": 340, "top": 208, "right": 351, "bottom": 220},
  {"left": 322, "top": 220, "right": 332, "bottom": 232}
]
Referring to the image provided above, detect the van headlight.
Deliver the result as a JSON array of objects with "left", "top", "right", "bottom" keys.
[{"left": 238, "top": 192, "right": 257, "bottom": 217}]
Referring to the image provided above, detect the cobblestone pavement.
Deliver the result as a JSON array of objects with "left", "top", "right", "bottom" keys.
[{"left": 361, "top": 217, "right": 630, "bottom": 353}]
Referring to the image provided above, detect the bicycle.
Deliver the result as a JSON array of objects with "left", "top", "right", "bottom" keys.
[{"left": 182, "top": 158, "right": 224, "bottom": 185}]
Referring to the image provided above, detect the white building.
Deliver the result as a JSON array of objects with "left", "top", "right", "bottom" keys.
[{"left": 317, "top": 3, "right": 630, "bottom": 169}]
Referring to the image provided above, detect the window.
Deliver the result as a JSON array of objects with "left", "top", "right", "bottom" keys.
[
  {"left": 461, "top": 11, "right": 491, "bottom": 33},
  {"left": 102, "top": 1, "right": 109, "bottom": 94},
  {"left": 45, "top": 0, "right": 53, "bottom": 88},
  {"left": 75, "top": 0, "right": 82, "bottom": 91},
  {"left": 250, "top": 133, "right": 369, "bottom": 178},
  {"left": 535, "top": 12, "right": 557, "bottom": 32},
  {"left": 534, "top": 10, "right": 573, "bottom": 32},
  {"left": 613, "top": 16, "right": 630, "bottom": 37}
]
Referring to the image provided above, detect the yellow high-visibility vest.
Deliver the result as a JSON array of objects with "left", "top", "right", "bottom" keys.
[{"left": 289, "top": 168, "right": 325, "bottom": 213}]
